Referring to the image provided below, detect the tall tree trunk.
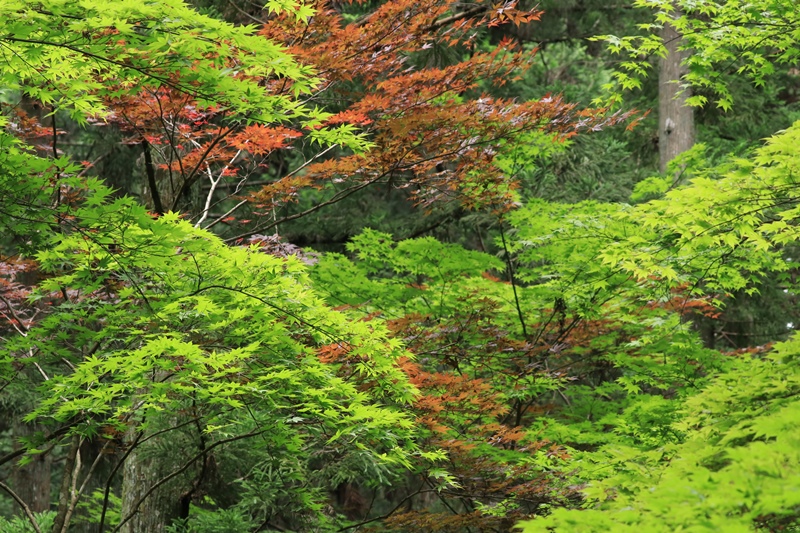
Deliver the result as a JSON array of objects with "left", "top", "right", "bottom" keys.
[
  {"left": 659, "top": 9, "right": 695, "bottom": 173},
  {"left": 119, "top": 427, "right": 186, "bottom": 533},
  {"left": 11, "top": 419, "right": 52, "bottom": 515}
]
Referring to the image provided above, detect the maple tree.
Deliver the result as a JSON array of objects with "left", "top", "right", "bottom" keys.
[
  {"left": 3, "top": 0, "right": 800, "bottom": 532},
  {"left": 73, "top": 0, "right": 630, "bottom": 243},
  {"left": 0, "top": 1, "right": 417, "bottom": 531},
  {"left": 0, "top": 0, "right": 628, "bottom": 531},
  {"left": 308, "top": 198, "right": 725, "bottom": 530}
]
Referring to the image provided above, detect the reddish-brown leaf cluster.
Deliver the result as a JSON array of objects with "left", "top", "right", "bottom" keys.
[
  {"left": 652, "top": 284, "right": 721, "bottom": 319},
  {"left": 0, "top": 257, "right": 37, "bottom": 336},
  {"left": 310, "top": 293, "right": 581, "bottom": 530},
  {"left": 255, "top": 1, "right": 629, "bottom": 214},
  {"left": 60, "top": 0, "right": 632, "bottom": 234}
]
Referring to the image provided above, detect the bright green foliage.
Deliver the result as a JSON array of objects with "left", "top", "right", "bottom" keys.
[
  {"left": 0, "top": 0, "right": 297, "bottom": 119},
  {"left": 28, "top": 203, "right": 415, "bottom": 418},
  {"left": 598, "top": 0, "right": 800, "bottom": 110},
  {"left": 313, "top": 228, "right": 504, "bottom": 313},
  {"left": 0, "top": 512, "right": 55, "bottom": 533},
  {"left": 508, "top": 199, "right": 633, "bottom": 311},
  {"left": 0, "top": 0, "right": 368, "bottom": 152},
  {"left": 513, "top": 113, "right": 800, "bottom": 533},
  {"left": 310, "top": 203, "right": 724, "bottom": 527},
  {"left": 166, "top": 505, "right": 256, "bottom": 533},
  {"left": 3, "top": 0, "right": 800, "bottom": 530},
  {"left": 0, "top": 131, "right": 80, "bottom": 252},
  {"left": 312, "top": 229, "right": 581, "bottom": 526},
  {"left": 518, "top": 336, "right": 800, "bottom": 532},
  {"left": 305, "top": 158, "right": 800, "bottom": 528},
  {"left": 603, "top": 121, "right": 800, "bottom": 296},
  {"left": 2, "top": 178, "right": 424, "bottom": 524}
]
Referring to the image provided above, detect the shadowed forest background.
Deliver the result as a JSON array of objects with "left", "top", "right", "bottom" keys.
[{"left": 1, "top": 1, "right": 800, "bottom": 532}]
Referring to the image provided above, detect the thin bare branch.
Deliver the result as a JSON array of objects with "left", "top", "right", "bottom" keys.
[{"left": 0, "top": 481, "right": 42, "bottom": 533}]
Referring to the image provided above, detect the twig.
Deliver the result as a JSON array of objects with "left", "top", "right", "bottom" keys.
[
  {"left": 426, "top": 5, "right": 488, "bottom": 32},
  {"left": 0, "top": 292, "right": 29, "bottom": 336},
  {"left": 205, "top": 143, "right": 338, "bottom": 232},
  {"left": 33, "top": 361, "right": 50, "bottom": 381},
  {"left": 203, "top": 199, "right": 248, "bottom": 231},
  {"left": 195, "top": 150, "right": 241, "bottom": 228},
  {"left": 499, "top": 224, "right": 528, "bottom": 339},
  {"left": 337, "top": 483, "right": 435, "bottom": 531},
  {"left": 62, "top": 439, "right": 111, "bottom": 532},
  {"left": 0, "top": 481, "right": 42, "bottom": 533}
]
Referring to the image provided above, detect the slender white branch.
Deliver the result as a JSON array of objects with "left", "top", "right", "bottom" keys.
[
  {"left": 196, "top": 150, "right": 242, "bottom": 228},
  {"left": 33, "top": 362, "right": 49, "bottom": 381},
  {"left": 77, "top": 439, "right": 111, "bottom": 498},
  {"left": 203, "top": 144, "right": 338, "bottom": 231},
  {"left": 204, "top": 199, "right": 249, "bottom": 231},
  {"left": 70, "top": 439, "right": 81, "bottom": 499},
  {"left": 195, "top": 163, "right": 220, "bottom": 228}
]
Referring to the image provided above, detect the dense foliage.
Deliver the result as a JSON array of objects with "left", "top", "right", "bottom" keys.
[{"left": 1, "top": 1, "right": 799, "bottom": 532}]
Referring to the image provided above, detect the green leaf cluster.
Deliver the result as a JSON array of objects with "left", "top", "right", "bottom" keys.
[
  {"left": 518, "top": 336, "right": 800, "bottom": 532},
  {"left": 597, "top": 0, "right": 800, "bottom": 111},
  {"left": 2, "top": 177, "right": 423, "bottom": 523}
]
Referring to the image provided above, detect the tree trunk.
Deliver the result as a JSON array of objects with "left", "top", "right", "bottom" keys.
[
  {"left": 658, "top": 10, "right": 695, "bottom": 173},
  {"left": 11, "top": 419, "right": 52, "bottom": 515},
  {"left": 141, "top": 141, "right": 202, "bottom": 217},
  {"left": 119, "top": 427, "right": 186, "bottom": 533}
]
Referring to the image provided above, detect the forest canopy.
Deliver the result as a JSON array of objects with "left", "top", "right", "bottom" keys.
[{"left": 0, "top": 1, "right": 799, "bottom": 532}]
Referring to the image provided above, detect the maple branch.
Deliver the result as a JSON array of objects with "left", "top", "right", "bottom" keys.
[
  {"left": 63, "top": 438, "right": 82, "bottom": 533},
  {"left": 55, "top": 437, "right": 109, "bottom": 533},
  {"left": 225, "top": 132, "right": 491, "bottom": 242},
  {"left": 51, "top": 105, "right": 58, "bottom": 159},
  {"left": 426, "top": 5, "right": 488, "bottom": 32},
  {"left": 212, "top": 142, "right": 339, "bottom": 236},
  {"left": 0, "top": 422, "right": 76, "bottom": 468},
  {"left": 423, "top": 478, "right": 474, "bottom": 533},
  {"left": 33, "top": 361, "right": 50, "bottom": 381},
  {"left": 336, "top": 483, "right": 435, "bottom": 531},
  {"left": 0, "top": 291, "right": 29, "bottom": 336},
  {"left": 194, "top": 158, "right": 271, "bottom": 227},
  {"left": 188, "top": 284, "right": 344, "bottom": 342},
  {"left": 224, "top": 178, "right": 377, "bottom": 243},
  {"left": 172, "top": 123, "right": 236, "bottom": 211},
  {"left": 153, "top": 88, "right": 189, "bottom": 191},
  {"left": 196, "top": 150, "right": 241, "bottom": 228},
  {"left": 142, "top": 140, "right": 163, "bottom": 216},
  {"left": 75, "top": 153, "right": 107, "bottom": 179},
  {"left": 198, "top": 177, "right": 218, "bottom": 223},
  {"left": 201, "top": 179, "right": 272, "bottom": 190},
  {"left": 401, "top": 206, "right": 463, "bottom": 240},
  {"left": 52, "top": 435, "right": 80, "bottom": 533},
  {"left": 0, "top": 481, "right": 41, "bottom": 533},
  {"left": 203, "top": 199, "right": 248, "bottom": 231},
  {"left": 499, "top": 224, "right": 528, "bottom": 339},
  {"left": 226, "top": 0, "right": 267, "bottom": 25}
]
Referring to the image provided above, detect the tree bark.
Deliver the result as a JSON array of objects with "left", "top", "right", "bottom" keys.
[
  {"left": 658, "top": 9, "right": 695, "bottom": 173},
  {"left": 11, "top": 419, "right": 52, "bottom": 515},
  {"left": 119, "top": 427, "right": 186, "bottom": 533},
  {"left": 52, "top": 435, "right": 80, "bottom": 533},
  {"left": 120, "top": 418, "right": 193, "bottom": 533}
]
